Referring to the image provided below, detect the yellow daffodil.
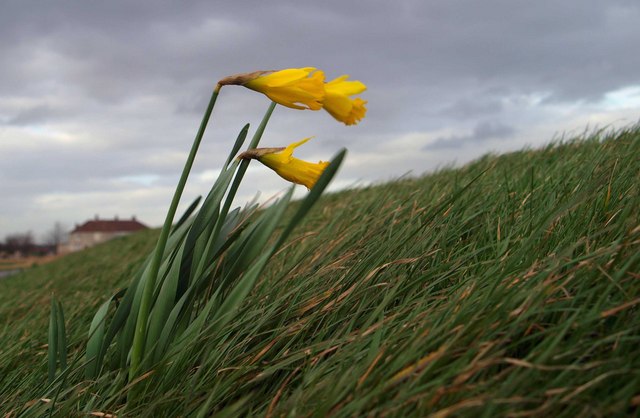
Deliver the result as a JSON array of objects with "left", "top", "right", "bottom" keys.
[
  {"left": 218, "top": 68, "right": 325, "bottom": 110},
  {"left": 238, "top": 138, "right": 329, "bottom": 189},
  {"left": 323, "top": 75, "right": 367, "bottom": 125}
]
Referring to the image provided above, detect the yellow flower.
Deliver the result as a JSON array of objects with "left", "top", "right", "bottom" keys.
[
  {"left": 238, "top": 138, "right": 329, "bottom": 190},
  {"left": 323, "top": 75, "right": 367, "bottom": 125},
  {"left": 218, "top": 68, "right": 325, "bottom": 110}
]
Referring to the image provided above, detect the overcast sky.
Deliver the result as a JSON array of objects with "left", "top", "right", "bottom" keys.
[{"left": 1, "top": 0, "right": 639, "bottom": 241}]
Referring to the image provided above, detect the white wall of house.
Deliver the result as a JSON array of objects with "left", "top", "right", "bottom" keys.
[{"left": 58, "top": 231, "right": 133, "bottom": 254}]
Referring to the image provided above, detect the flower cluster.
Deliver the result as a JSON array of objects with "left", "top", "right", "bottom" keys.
[{"left": 218, "top": 67, "right": 367, "bottom": 189}]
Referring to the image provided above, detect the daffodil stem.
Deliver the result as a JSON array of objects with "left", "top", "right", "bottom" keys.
[
  {"left": 248, "top": 101, "right": 277, "bottom": 149},
  {"left": 219, "top": 102, "right": 277, "bottom": 221},
  {"left": 129, "top": 87, "right": 220, "bottom": 383}
]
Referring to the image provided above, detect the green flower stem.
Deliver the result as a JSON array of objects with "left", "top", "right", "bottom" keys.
[
  {"left": 219, "top": 102, "right": 277, "bottom": 222},
  {"left": 129, "top": 86, "right": 220, "bottom": 381},
  {"left": 193, "top": 102, "right": 276, "bottom": 294}
]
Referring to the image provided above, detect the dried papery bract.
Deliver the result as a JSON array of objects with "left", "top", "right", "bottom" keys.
[
  {"left": 237, "top": 147, "right": 286, "bottom": 160},
  {"left": 217, "top": 71, "right": 273, "bottom": 89}
]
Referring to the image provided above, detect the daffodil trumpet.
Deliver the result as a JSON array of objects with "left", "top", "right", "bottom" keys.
[
  {"left": 238, "top": 138, "right": 329, "bottom": 190},
  {"left": 323, "top": 75, "right": 368, "bottom": 125}
]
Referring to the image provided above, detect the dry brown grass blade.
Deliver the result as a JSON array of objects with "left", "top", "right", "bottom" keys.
[
  {"left": 430, "top": 397, "right": 487, "bottom": 418},
  {"left": 560, "top": 370, "right": 625, "bottom": 403},
  {"left": 266, "top": 366, "right": 301, "bottom": 418},
  {"left": 504, "top": 358, "right": 604, "bottom": 371},
  {"left": 250, "top": 337, "right": 280, "bottom": 364},
  {"left": 322, "top": 258, "right": 421, "bottom": 313},
  {"left": 388, "top": 346, "right": 446, "bottom": 387},
  {"left": 358, "top": 349, "right": 385, "bottom": 387},
  {"left": 600, "top": 297, "right": 640, "bottom": 318},
  {"left": 89, "top": 412, "right": 117, "bottom": 418},
  {"left": 121, "top": 370, "right": 155, "bottom": 393}
]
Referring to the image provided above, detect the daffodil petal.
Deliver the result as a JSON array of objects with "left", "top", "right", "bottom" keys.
[
  {"left": 241, "top": 68, "right": 325, "bottom": 110},
  {"left": 325, "top": 76, "right": 367, "bottom": 96},
  {"left": 257, "top": 67, "right": 320, "bottom": 87},
  {"left": 322, "top": 75, "right": 367, "bottom": 125}
]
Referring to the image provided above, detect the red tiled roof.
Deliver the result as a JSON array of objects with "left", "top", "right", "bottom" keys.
[{"left": 72, "top": 218, "right": 148, "bottom": 233}]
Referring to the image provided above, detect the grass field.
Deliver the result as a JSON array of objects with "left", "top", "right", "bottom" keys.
[
  {"left": 1, "top": 126, "right": 638, "bottom": 417},
  {"left": 0, "top": 256, "right": 59, "bottom": 272}
]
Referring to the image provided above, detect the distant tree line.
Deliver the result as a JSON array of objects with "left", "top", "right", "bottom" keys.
[
  {"left": 0, "top": 232, "right": 37, "bottom": 256},
  {"left": 0, "top": 222, "right": 68, "bottom": 257}
]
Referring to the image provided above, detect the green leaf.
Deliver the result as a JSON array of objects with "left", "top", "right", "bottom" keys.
[
  {"left": 145, "top": 243, "right": 187, "bottom": 361},
  {"left": 86, "top": 295, "right": 116, "bottom": 379},
  {"left": 224, "top": 123, "right": 250, "bottom": 168},
  {"left": 220, "top": 188, "right": 294, "bottom": 286},
  {"left": 173, "top": 196, "right": 202, "bottom": 232},
  {"left": 55, "top": 300, "right": 67, "bottom": 371},
  {"left": 209, "top": 251, "right": 273, "bottom": 335},
  {"left": 177, "top": 163, "right": 239, "bottom": 298},
  {"left": 47, "top": 296, "right": 59, "bottom": 384}
]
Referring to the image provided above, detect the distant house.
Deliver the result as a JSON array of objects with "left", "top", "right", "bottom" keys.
[{"left": 58, "top": 216, "right": 148, "bottom": 254}]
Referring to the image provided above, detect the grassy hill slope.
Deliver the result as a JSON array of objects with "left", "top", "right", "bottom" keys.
[{"left": 1, "top": 127, "right": 639, "bottom": 417}]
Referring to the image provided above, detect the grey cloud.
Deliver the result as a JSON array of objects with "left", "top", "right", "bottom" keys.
[
  {"left": 1, "top": 0, "right": 639, "bottom": 238},
  {"left": 424, "top": 121, "right": 517, "bottom": 150},
  {"left": 7, "top": 105, "right": 66, "bottom": 126},
  {"left": 2, "top": 1, "right": 638, "bottom": 102},
  {"left": 438, "top": 97, "right": 505, "bottom": 119}
]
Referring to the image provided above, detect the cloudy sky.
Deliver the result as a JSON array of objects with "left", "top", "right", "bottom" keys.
[{"left": 1, "top": 0, "right": 639, "bottom": 241}]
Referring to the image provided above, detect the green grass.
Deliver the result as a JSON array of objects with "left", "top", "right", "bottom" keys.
[{"left": 1, "top": 126, "right": 639, "bottom": 417}]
